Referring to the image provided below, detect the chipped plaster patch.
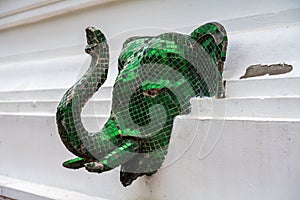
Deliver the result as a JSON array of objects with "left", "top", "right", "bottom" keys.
[{"left": 240, "top": 63, "right": 293, "bottom": 79}]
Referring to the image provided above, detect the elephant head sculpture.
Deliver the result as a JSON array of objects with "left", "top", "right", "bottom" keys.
[{"left": 56, "top": 22, "right": 227, "bottom": 186}]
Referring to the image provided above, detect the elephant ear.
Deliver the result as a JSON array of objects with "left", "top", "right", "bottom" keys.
[
  {"left": 190, "top": 22, "right": 228, "bottom": 73},
  {"left": 118, "top": 36, "right": 152, "bottom": 72}
]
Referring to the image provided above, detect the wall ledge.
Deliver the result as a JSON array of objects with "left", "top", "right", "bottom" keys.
[
  {"left": 0, "top": 0, "right": 126, "bottom": 31},
  {"left": 0, "top": 174, "right": 109, "bottom": 200}
]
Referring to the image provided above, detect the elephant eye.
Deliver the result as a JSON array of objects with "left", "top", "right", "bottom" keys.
[{"left": 143, "top": 89, "right": 162, "bottom": 98}]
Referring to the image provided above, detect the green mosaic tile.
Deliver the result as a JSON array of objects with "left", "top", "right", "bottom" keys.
[{"left": 56, "top": 22, "right": 228, "bottom": 186}]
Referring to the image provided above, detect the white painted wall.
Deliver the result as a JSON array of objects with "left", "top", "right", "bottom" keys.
[
  {"left": 0, "top": 0, "right": 299, "bottom": 199},
  {"left": 150, "top": 117, "right": 300, "bottom": 200}
]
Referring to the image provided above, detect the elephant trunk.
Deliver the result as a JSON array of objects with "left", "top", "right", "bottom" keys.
[{"left": 56, "top": 27, "right": 109, "bottom": 159}]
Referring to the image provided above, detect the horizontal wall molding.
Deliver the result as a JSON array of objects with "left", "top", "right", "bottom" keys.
[
  {"left": 0, "top": 99, "right": 111, "bottom": 115},
  {"left": 0, "top": 87, "right": 112, "bottom": 101},
  {"left": 0, "top": 0, "right": 61, "bottom": 18},
  {"left": 0, "top": 112, "right": 109, "bottom": 120},
  {"left": 1, "top": 8, "right": 299, "bottom": 63},
  {"left": 0, "top": 112, "right": 109, "bottom": 133},
  {"left": 0, "top": 45, "right": 84, "bottom": 64},
  {"left": 1, "top": 1, "right": 299, "bottom": 32},
  {"left": 225, "top": 77, "right": 300, "bottom": 98},
  {"left": 0, "top": 175, "right": 109, "bottom": 200},
  {"left": 172, "top": 8, "right": 300, "bottom": 33},
  {"left": 0, "top": 0, "right": 127, "bottom": 30},
  {"left": 190, "top": 96, "right": 300, "bottom": 119},
  {"left": 221, "top": 7, "right": 300, "bottom": 33}
]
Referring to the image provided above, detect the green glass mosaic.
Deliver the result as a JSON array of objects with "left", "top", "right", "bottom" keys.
[{"left": 56, "top": 22, "right": 228, "bottom": 186}]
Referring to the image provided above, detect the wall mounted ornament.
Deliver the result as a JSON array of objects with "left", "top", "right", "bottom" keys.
[{"left": 56, "top": 22, "right": 228, "bottom": 186}]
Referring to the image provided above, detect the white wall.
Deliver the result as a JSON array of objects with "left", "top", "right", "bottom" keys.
[
  {"left": 0, "top": 0, "right": 299, "bottom": 199},
  {"left": 0, "top": 0, "right": 299, "bottom": 88}
]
